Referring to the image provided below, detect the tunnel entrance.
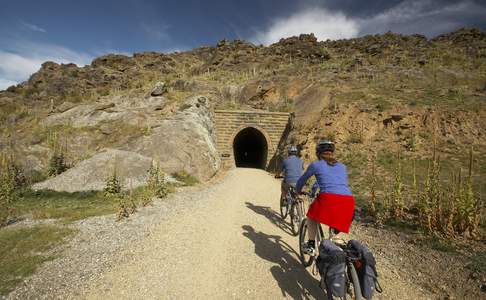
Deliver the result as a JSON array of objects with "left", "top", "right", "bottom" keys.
[{"left": 233, "top": 127, "right": 268, "bottom": 169}]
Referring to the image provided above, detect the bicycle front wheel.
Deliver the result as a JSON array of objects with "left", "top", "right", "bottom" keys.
[
  {"left": 290, "top": 204, "right": 301, "bottom": 236},
  {"left": 298, "top": 218, "right": 314, "bottom": 267}
]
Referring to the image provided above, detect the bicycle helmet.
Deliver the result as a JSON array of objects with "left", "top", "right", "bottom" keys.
[
  {"left": 316, "top": 139, "right": 335, "bottom": 154},
  {"left": 288, "top": 145, "right": 298, "bottom": 155}
]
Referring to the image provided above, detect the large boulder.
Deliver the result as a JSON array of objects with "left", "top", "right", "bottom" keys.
[
  {"left": 123, "top": 95, "right": 220, "bottom": 181},
  {"left": 32, "top": 149, "right": 153, "bottom": 192},
  {"left": 43, "top": 95, "right": 167, "bottom": 128},
  {"left": 32, "top": 95, "right": 220, "bottom": 190}
]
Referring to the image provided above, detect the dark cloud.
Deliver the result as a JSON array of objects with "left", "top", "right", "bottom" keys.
[
  {"left": 356, "top": 0, "right": 486, "bottom": 37},
  {"left": 302, "top": 0, "right": 406, "bottom": 17},
  {"left": 253, "top": 0, "right": 486, "bottom": 43}
]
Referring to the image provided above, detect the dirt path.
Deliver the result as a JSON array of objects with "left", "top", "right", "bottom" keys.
[{"left": 76, "top": 168, "right": 429, "bottom": 300}]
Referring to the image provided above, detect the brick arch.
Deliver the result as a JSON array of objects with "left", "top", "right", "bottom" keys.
[{"left": 214, "top": 110, "right": 290, "bottom": 169}]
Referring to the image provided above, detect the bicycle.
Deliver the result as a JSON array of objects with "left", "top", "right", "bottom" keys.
[
  {"left": 279, "top": 185, "right": 309, "bottom": 236},
  {"left": 299, "top": 219, "right": 362, "bottom": 300}
]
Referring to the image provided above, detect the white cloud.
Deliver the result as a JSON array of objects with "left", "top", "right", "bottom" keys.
[
  {"left": 251, "top": 0, "right": 486, "bottom": 44},
  {"left": 0, "top": 79, "right": 18, "bottom": 90},
  {"left": 0, "top": 41, "right": 93, "bottom": 91},
  {"left": 21, "top": 21, "right": 47, "bottom": 33},
  {"left": 252, "top": 7, "right": 359, "bottom": 45}
]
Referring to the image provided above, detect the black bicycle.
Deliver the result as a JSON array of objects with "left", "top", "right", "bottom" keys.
[
  {"left": 279, "top": 186, "right": 308, "bottom": 236},
  {"left": 299, "top": 219, "right": 362, "bottom": 300}
]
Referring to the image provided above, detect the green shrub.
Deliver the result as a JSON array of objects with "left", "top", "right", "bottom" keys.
[
  {"left": 172, "top": 171, "right": 199, "bottom": 186},
  {"left": 104, "top": 168, "right": 122, "bottom": 196},
  {"left": 47, "top": 152, "right": 68, "bottom": 177},
  {"left": 0, "top": 153, "right": 23, "bottom": 227},
  {"left": 147, "top": 162, "right": 171, "bottom": 198},
  {"left": 46, "top": 131, "right": 69, "bottom": 177}
]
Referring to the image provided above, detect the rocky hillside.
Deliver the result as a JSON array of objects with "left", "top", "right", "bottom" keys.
[{"left": 0, "top": 28, "right": 485, "bottom": 191}]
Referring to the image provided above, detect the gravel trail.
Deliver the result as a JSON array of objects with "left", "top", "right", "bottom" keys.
[
  {"left": 81, "top": 168, "right": 428, "bottom": 299},
  {"left": 8, "top": 168, "right": 431, "bottom": 299}
]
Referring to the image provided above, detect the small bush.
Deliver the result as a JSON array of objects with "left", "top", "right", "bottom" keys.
[
  {"left": 103, "top": 167, "right": 131, "bottom": 220},
  {"left": 0, "top": 153, "right": 24, "bottom": 227},
  {"left": 104, "top": 169, "right": 122, "bottom": 196},
  {"left": 47, "top": 152, "right": 68, "bottom": 177},
  {"left": 28, "top": 170, "right": 48, "bottom": 185},
  {"left": 347, "top": 132, "right": 363, "bottom": 144},
  {"left": 172, "top": 171, "right": 199, "bottom": 186},
  {"left": 46, "top": 131, "right": 69, "bottom": 177},
  {"left": 147, "top": 162, "right": 171, "bottom": 198},
  {"left": 139, "top": 163, "right": 173, "bottom": 206},
  {"left": 405, "top": 133, "right": 418, "bottom": 151}
]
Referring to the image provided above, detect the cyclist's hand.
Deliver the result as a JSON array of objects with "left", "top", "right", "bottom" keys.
[{"left": 300, "top": 191, "right": 311, "bottom": 197}]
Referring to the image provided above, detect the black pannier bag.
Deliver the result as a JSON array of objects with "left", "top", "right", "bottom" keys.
[
  {"left": 348, "top": 240, "right": 383, "bottom": 299},
  {"left": 316, "top": 240, "right": 347, "bottom": 297}
]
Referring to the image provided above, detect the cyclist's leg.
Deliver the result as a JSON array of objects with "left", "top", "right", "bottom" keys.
[
  {"left": 303, "top": 217, "right": 318, "bottom": 255},
  {"left": 306, "top": 217, "right": 318, "bottom": 241},
  {"left": 281, "top": 181, "right": 288, "bottom": 203}
]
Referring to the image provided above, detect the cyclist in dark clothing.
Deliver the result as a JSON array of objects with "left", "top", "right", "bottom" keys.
[{"left": 277, "top": 145, "right": 304, "bottom": 204}]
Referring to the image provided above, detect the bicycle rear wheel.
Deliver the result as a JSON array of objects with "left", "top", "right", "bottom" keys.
[
  {"left": 280, "top": 194, "right": 289, "bottom": 219},
  {"left": 347, "top": 262, "right": 362, "bottom": 300},
  {"left": 299, "top": 218, "right": 314, "bottom": 267}
]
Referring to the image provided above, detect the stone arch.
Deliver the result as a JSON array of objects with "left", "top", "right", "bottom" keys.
[{"left": 213, "top": 110, "right": 290, "bottom": 169}]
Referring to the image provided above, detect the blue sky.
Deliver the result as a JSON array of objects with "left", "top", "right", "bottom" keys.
[{"left": 1, "top": 0, "right": 485, "bottom": 90}]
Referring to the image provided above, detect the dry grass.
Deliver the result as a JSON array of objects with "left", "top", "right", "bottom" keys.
[{"left": 367, "top": 146, "right": 483, "bottom": 239}]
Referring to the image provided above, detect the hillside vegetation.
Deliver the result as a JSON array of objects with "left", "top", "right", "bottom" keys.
[{"left": 0, "top": 28, "right": 485, "bottom": 235}]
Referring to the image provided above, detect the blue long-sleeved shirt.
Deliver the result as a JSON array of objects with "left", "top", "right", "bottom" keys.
[
  {"left": 296, "top": 160, "right": 352, "bottom": 196},
  {"left": 282, "top": 155, "right": 303, "bottom": 184}
]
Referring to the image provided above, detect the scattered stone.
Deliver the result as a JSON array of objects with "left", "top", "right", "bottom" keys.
[
  {"left": 149, "top": 82, "right": 167, "bottom": 97},
  {"left": 56, "top": 101, "right": 77, "bottom": 113},
  {"left": 94, "top": 102, "right": 115, "bottom": 111}
]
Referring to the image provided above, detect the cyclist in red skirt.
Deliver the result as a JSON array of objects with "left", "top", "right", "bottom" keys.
[{"left": 295, "top": 140, "right": 355, "bottom": 255}]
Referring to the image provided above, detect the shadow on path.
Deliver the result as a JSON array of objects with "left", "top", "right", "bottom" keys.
[
  {"left": 242, "top": 225, "right": 325, "bottom": 299},
  {"left": 245, "top": 202, "right": 293, "bottom": 235}
]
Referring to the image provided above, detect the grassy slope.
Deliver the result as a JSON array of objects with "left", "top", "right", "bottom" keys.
[{"left": 0, "top": 225, "right": 74, "bottom": 296}]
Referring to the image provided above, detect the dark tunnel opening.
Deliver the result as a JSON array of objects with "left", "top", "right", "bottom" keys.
[{"left": 233, "top": 127, "right": 268, "bottom": 169}]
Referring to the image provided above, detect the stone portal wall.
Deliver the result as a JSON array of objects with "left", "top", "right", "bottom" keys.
[{"left": 214, "top": 110, "right": 290, "bottom": 168}]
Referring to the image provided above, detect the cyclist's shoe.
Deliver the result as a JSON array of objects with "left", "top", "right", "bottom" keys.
[{"left": 303, "top": 240, "right": 316, "bottom": 256}]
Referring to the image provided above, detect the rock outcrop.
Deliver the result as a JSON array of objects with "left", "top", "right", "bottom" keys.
[
  {"left": 32, "top": 149, "right": 153, "bottom": 192},
  {"left": 32, "top": 95, "right": 220, "bottom": 191},
  {"left": 123, "top": 95, "right": 220, "bottom": 181}
]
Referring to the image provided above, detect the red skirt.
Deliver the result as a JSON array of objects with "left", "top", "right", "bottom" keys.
[{"left": 306, "top": 193, "right": 355, "bottom": 233}]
